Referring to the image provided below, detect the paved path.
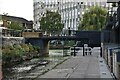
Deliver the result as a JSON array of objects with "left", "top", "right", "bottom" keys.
[{"left": 39, "top": 52, "right": 113, "bottom": 79}]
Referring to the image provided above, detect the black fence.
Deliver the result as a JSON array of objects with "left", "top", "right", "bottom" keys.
[{"left": 2, "top": 29, "right": 22, "bottom": 37}]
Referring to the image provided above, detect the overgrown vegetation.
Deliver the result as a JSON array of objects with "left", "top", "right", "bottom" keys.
[
  {"left": 8, "top": 21, "right": 24, "bottom": 30},
  {"left": 2, "top": 43, "right": 41, "bottom": 66}
]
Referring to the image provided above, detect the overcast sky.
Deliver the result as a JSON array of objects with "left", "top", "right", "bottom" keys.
[{"left": 0, "top": 0, "right": 33, "bottom": 21}]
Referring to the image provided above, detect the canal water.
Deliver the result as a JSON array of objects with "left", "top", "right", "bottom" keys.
[{"left": 3, "top": 49, "right": 70, "bottom": 80}]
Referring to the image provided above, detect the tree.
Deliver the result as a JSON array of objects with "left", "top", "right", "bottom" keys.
[
  {"left": 79, "top": 6, "right": 107, "bottom": 30},
  {"left": 8, "top": 21, "right": 23, "bottom": 30},
  {"left": 40, "top": 11, "right": 64, "bottom": 35}
]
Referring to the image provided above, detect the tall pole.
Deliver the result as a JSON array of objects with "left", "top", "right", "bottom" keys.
[
  {"left": 73, "top": 45, "right": 76, "bottom": 56},
  {"left": 83, "top": 43, "right": 85, "bottom": 56}
]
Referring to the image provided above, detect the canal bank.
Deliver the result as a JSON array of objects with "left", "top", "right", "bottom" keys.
[
  {"left": 3, "top": 49, "right": 70, "bottom": 80},
  {"left": 18, "top": 56, "right": 69, "bottom": 80}
]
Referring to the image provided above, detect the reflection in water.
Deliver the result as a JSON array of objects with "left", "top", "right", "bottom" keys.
[
  {"left": 49, "top": 50, "right": 64, "bottom": 56},
  {"left": 3, "top": 49, "right": 69, "bottom": 80}
]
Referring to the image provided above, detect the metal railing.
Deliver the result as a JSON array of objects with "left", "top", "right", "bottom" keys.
[{"left": 1, "top": 29, "right": 22, "bottom": 37}]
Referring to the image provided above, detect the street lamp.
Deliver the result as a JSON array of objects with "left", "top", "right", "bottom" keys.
[{"left": 68, "top": 27, "right": 71, "bottom": 35}]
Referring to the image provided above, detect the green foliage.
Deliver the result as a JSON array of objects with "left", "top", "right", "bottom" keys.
[
  {"left": 2, "top": 48, "right": 13, "bottom": 61},
  {"left": 20, "top": 44, "right": 29, "bottom": 52},
  {"left": 13, "top": 44, "right": 22, "bottom": 49},
  {"left": 33, "top": 46, "right": 40, "bottom": 52},
  {"left": 2, "top": 43, "right": 41, "bottom": 64},
  {"left": 79, "top": 6, "right": 107, "bottom": 31},
  {"left": 40, "top": 11, "right": 64, "bottom": 34},
  {"left": 67, "top": 41, "right": 75, "bottom": 46},
  {"left": 28, "top": 44, "right": 34, "bottom": 52},
  {"left": 8, "top": 21, "right": 24, "bottom": 30},
  {"left": 3, "top": 47, "right": 21, "bottom": 60},
  {"left": 2, "top": 48, "right": 11, "bottom": 55},
  {"left": 9, "top": 45, "right": 14, "bottom": 50},
  {"left": 63, "top": 41, "right": 75, "bottom": 47},
  {"left": 10, "top": 49, "right": 19, "bottom": 58},
  {"left": 4, "top": 44, "right": 14, "bottom": 50}
]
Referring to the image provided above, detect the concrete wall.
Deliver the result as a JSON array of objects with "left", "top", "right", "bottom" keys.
[
  {"left": 2, "top": 37, "right": 25, "bottom": 46},
  {"left": 22, "top": 32, "right": 43, "bottom": 38}
]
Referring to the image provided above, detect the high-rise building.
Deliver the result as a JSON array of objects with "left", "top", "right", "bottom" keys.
[{"left": 33, "top": 0, "right": 112, "bottom": 32}]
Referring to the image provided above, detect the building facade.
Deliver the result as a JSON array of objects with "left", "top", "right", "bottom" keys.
[
  {"left": 0, "top": 15, "right": 33, "bottom": 29},
  {"left": 33, "top": 0, "right": 111, "bottom": 33}
]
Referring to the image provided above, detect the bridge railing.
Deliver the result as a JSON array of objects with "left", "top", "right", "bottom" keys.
[
  {"left": 69, "top": 47, "right": 83, "bottom": 55},
  {"left": 69, "top": 47, "right": 101, "bottom": 56},
  {"left": 1, "top": 28, "right": 22, "bottom": 37}
]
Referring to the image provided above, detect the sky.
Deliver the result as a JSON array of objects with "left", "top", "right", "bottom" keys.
[{"left": 0, "top": 0, "right": 33, "bottom": 21}]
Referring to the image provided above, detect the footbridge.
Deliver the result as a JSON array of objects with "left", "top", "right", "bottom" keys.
[{"left": 24, "top": 31, "right": 101, "bottom": 56}]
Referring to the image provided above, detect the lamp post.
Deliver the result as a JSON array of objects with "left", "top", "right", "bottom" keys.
[
  {"left": 68, "top": 27, "right": 71, "bottom": 36},
  {"left": 83, "top": 44, "right": 85, "bottom": 56}
]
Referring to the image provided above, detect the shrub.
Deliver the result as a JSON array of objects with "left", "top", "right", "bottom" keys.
[
  {"left": 20, "top": 44, "right": 29, "bottom": 52},
  {"left": 2, "top": 43, "right": 42, "bottom": 64},
  {"left": 6, "top": 45, "right": 14, "bottom": 50},
  {"left": 10, "top": 49, "right": 19, "bottom": 60},
  {"left": 33, "top": 46, "right": 41, "bottom": 52},
  {"left": 2, "top": 48, "right": 12, "bottom": 62},
  {"left": 12, "top": 44, "right": 25, "bottom": 57},
  {"left": 28, "top": 44, "right": 34, "bottom": 52},
  {"left": 19, "top": 48, "right": 25, "bottom": 56},
  {"left": 2, "top": 44, "right": 26, "bottom": 62},
  {"left": 13, "top": 44, "right": 22, "bottom": 50}
]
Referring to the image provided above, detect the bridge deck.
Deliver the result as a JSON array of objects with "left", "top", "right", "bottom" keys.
[
  {"left": 25, "top": 35, "right": 101, "bottom": 47},
  {"left": 40, "top": 35, "right": 88, "bottom": 41}
]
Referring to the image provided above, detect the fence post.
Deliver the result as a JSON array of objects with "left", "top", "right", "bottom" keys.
[
  {"left": 83, "top": 46, "right": 85, "bottom": 56},
  {"left": 73, "top": 46, "right": 76, "bottom": 56}
]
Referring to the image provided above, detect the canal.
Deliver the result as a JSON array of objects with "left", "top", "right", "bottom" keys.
[{"left": 3, "top": 49, "right": 70, "bottom": 80}]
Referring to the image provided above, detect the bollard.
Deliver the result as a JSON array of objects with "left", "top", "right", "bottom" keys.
[
  {"left": 73, "top": 46, "right": 76, "bottom": 56},
  {"left": 100, "top": 47, "right": 102, "bottom": 57},
  {"left": 83, "top": 46, "right": 85, "bottom": 56}
]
